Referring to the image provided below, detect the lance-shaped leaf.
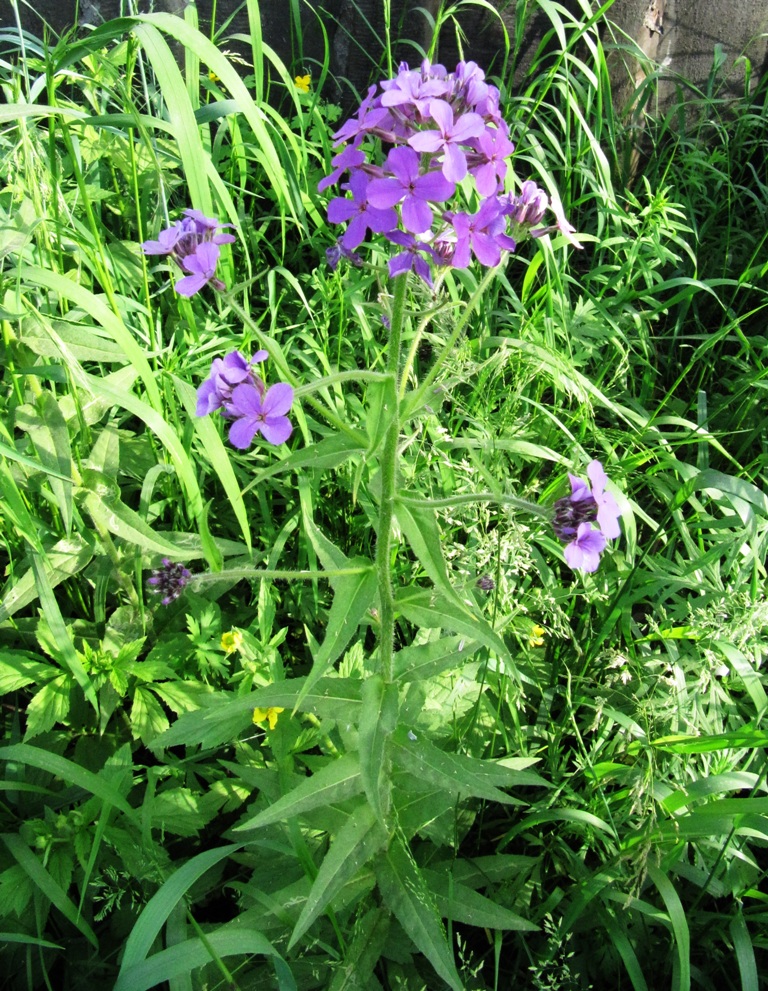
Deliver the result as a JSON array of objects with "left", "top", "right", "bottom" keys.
[
  {"left": 235, "top": 753, "right": 364, "bottom": 832},
  {"left": 396, "top": 587, "right": 512, "bottom": 667},
  {"left": 151, "top": 678, "right": 363, "bottom": 751},
  {"left": 422, "top": 868, "right": 537, "bottom": 931},
  {"left": 328, "top": 908, "right": 390, "bottom": 991},
  {"left": 359, "top": 676, "right": 399, "bottom": 825},
  {"left": 376, "top": 835, "right": 463, "bottom": 991},
  {"left": 289, "top": 802, "right": 388, "bottom": 949},
  {"left": 394, "top": 635, "right": 481, "bottom": 682},
  {"left": 389, "top": 727, "right": 547, "bottom": 805},
  {"left": 394, "top": 498, "right": 457, "bottom": 601}
]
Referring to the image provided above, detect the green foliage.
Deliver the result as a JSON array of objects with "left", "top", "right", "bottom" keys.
[{"left": 1, "top": 0, "right": 767, "bottom": 989}]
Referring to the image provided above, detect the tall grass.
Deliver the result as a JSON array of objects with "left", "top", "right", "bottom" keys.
[{"left": 0, "top": 1, "right": 767, "bottom": 989}]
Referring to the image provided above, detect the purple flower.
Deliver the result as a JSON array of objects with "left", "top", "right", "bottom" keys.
[
  {"left": 385, "top": 230, "right": 435, "bottom": 285},
  {"left": 147, "top": 558, "right": 192, "bottom": 605},
  {"left": 447, "top": 197, "right": 516, "bottom": 268},
  {"left": 174, "top": 242, "right": 225, "bottom": 297},
  {"left": 367, "top": 146, "right": 455, "bottom": 234},
  {"left": 227, "top": 382, "right": 294, "bottom": 448},
  {"left": 196, "top": 350, "right": 268, "bottom": 416},
  {"left": 469, "top": 126, "right": 515, "bottom": 197},
  {"left": 552, "top": 460, "right": 621, "bottom": 571},
  {"left": 563, "top": 523, "right": 607, "bottom": 573},
  {"left": 325, "top": 239, "right": 363, "bottom": 272},
  {"left": 327, "top": 171, "right": 398, "bottom": 251},
  {"left": 318, "top": 143, "right": 367, "bottom": 193},
  {"left": 408, "top": 99, "right": 485, "bottom": 183},
  {"left": 142, "top": 209, "right": 235, "bottom": 294}
]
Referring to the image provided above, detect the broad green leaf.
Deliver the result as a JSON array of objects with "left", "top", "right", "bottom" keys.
[
  {"left": 0, "top": 653, "right": 57, "bottom": 694},
  {"left": 235, "top": 753, "right": 364, "bottom": 832},
  {"left": 396, "top": 587, "right": 511, "bottom": 666},
  {"left": 81, "top": 471, "right": 193, "bottom": 559},
  {"left": 394, "top": 635, "right": 481, "bottom": 682},
  {"left": 358, "top": 677, "right": 399, "bottom": 827},
  {"left": 149, "top": 787, "right": 208, "bottom": 838},
  {"left": 151, "top": 678, "right": 363, "bottom": 751},
  {"left": 394, "top": 499, "right": 458, "bottom": 601},
  {"left": 289, "top": 802, "right": 389, "bottom": 949},
  {"left": 422, "top": 869, "right": 537, "bottom": 931},
  {"left": 298, "top": 563, "right": 377, "bottom": 706},
  {"left": 119, "top": 843, "right": 244, "bottom": 971},
  {"left": 390, "top": 727, "right": 544, "bottom": 805},
  {"left": 131, "top": 685, "right": 170, "bottom": 746},
  {"left": 327, "top": 908, "right": 390, "bottom": 991},
  {"left": 24, "top": 674, "right": 71, "bottom": 739},
  {"left": 375, "top": 835, "right": 463, "bottom": 991},
  {"left": 1, "top": 833, "right": 97, "bottom": 947}
]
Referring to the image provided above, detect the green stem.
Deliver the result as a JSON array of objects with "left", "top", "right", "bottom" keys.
[
  {"left": 192, "top": 565, "right": 372, "bottom": 588},
  {"left": 376, "top": 274, "right": 407, "bottom": 682}
]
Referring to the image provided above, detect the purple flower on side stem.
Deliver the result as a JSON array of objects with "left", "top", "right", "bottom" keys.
[
  {"left": 195, "top": 350, "right": 268, "bottom": 416},
  {"left": 228, "top": 382, "right": 294, "bottom": 448},
  {"left": 552, "top": 460, "right": 621, "bottom": 572},
  {"left": 147, "top": 559, "right": 193, "bottom": 605},
  {"left": 447, "top": 197, "right": 516, "bottom": 269},
  {"left": 174, "top": 242, "right": 225, "bottom": 297}
]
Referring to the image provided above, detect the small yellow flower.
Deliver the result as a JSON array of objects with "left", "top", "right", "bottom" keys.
[
  {"left": 220, "top": 630, "right": 243, "bottom": 654},
  {"left": 253, "top": 706, "right": 285, "bottom": 730},
  {"left": 294, "top": 74, "right": 311, "bottom": 94},
  {"left": 208, "top": 70, "right": 220, "bottom": 83},
  {"left": 529, "top": 625, "right": 546, "bottom": 647}
]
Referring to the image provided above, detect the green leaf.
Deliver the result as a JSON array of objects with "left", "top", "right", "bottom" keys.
[
  {"left": 0, "top": 653, "right": 57, "bottom": 694},
  {"left": 375, "top": 835, "right": 463, "bottom": 991},
  {"left": 394, "top": 499, "right": 457, "bottom": 600},
  {"left": 149, "top": 787, "right": 207, "bottom": 838},
  {"left": 0, "top": 743, "right": 137, "bottom": 821},
  {"left": 396, "top": 587, "right": 511, "bottom": 667},
  {"left": 151, "top": 678, "right": 363, "bottom": 751},
  {"left": 24, "top": 674, "right": 71, "bottom": 739},
  {"left": 131, "top": 685, "right": 170, "bottom": 746},
  {"left": 389, "top": 727, "right": 542, "bottom": 805},
  {"left": 729, "top": 911, "right": 759, "bottom": 991},
  {"left": 394, "top": 636, "right": 481, "bottom": 682},
  {"left": 0, "top": 534, "right": 94, "bottom": 623},
  {"left": 646, "top": 863, "right": 689, "bottom": 991},
  {"left": 298, "top": 563, "right": 377, "bottom": 706},
  {"left": 422, "top": 869, "right": 537, "bottom": 931},
  {"left": 235, "top": 753, "right": 364, "bottom": 832},
  {"left": 289, "top": 802, "right": 388, "bottom": 949},
  {"left": 81, "top": 469, "right": 192, "bottom": 559},
  {"left": 1, "top": 833, "right": 97, "bottom": 948},
  {"left": 118, "top": 843, "right": 244, "bottom": 972},
  {"left": 359, "top": 676, "right": 399, "bottom": 826},
  {"left": 15, "top": 392, "right": 73, "bottom": 534},
  {"left": 327, "top": 908, "right": 390, "bottom": 991},
  {"left": 115, "top": 927, "right": 290, "bottom": 991}
]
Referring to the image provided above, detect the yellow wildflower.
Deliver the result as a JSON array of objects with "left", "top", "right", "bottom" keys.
[
  {"left": 294, "top": 74, "right": 311, "bottom": 94},
  {"left": 208, "top": 70, "right": 220, "bottom": 83},
  {"left": 529, "top": 625, "right": 546, "bottom": 647},
  {"left": 253, "top": 706, "right": 285, "bottom": 730},
  {"left": 220, "top": 630, "right": 243, "bottom": 654}
]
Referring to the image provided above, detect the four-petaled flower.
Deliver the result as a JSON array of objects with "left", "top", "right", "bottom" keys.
[
  {"left": 294, "top": 74, "right": 311, "bottom": 93},
  {"left": 227, "top": 382, "right": 295, "bottom": 449},
  {"left": 142, "top": 208, "right": 234, "bottom": 297},
  {"left": 175, "top": 241, "right": 225, "bottom": 297}
]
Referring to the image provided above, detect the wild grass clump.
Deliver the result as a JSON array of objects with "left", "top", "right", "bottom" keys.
[{"left": 0, "top": 1, "right": 767, "bottom": 989}]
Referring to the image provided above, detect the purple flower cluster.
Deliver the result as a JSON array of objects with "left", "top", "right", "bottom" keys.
[
  {"left": 147, "top": 559, "right": 192, "bottom": 605},
  {"left": 552, "top": 461, "right": 621, "bottom": 572},
  {"left": 142, "top": 209, "right": 235, "bottom": 297},
  {"left": 320, "top": 60, "right": 580, "bottom": 283},
  {"left": 195, "top": 350, "right": 294, "bottom": 449}
]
